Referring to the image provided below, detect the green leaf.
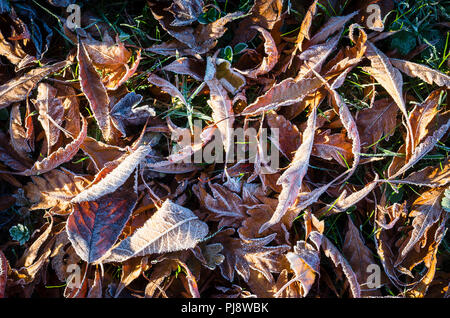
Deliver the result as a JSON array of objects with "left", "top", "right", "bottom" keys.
[
  {"left": 9, "top": 224, "right": 30, "bottom": 245},
  {"left": 442, "top": 189, "right": 450, "bottom": 213},
  {"left": 391, "top": 31, "right": 417, "bottom": 55},
  {"left": 220, "top": 45, "right": 233, "bottom": 63},
  {"left": 234, "top": 42, "right": 248, "bottom": 54}
]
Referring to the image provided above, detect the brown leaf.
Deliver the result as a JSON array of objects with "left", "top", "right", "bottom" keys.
[
  {"left": 390, "top": 58, "right": 450, "bottom": 87},
  {"left": 265, "top": 111, "right": 301, "bottom": 161},
  {"left": 162, "top": 57, "right": 205, "bottom": 81},
  {"left": 312, "top": 130, "right": 353, "bottom": 167},
  {"left": 83, "top": 33, "right": 140, "bottom": 90},
  {"left": 67, "top": 177, "right": 138, "bottom": 263},
  {"left": 33, "top": 83, "right": 65, "bottom": 155},
  {"left": 385, "top": 158, "right": 450, "bottom": 188},
  {"left": 405, "top": 218, "right": 447, "bottom": 297},
  {"left": 296, "top": 31, "right": 342, "bottom": 80},
  {"left": 20, "top": 116, "right": 87, "bottom": 176},
  {"left": 78, "top": 39, "right": 116, "bottom": 142},
  {"left": 375, "top": 202, "right": 410, "bottom": 288},
  {"left": 87, "top": 266, "right": 103, "bottom": 298},
  {"left": 80, "top": 137, "right": 126, "bottom": 171},
  {"left": 409, "top": 89, "right": 443, "bottom": 152},
  {"left": 259, "top": 104, "right": 317, "bottom": 234},
  {"left": 276, "top": 240, "right": 320, "bottom": 297},
  {"left": 362, "top": 41, "right": 414, "bottom": 148},
  {"left": 205, "top": 56, "right": 234, "bottom": 165},
  {"left": 9, "top": 103, "right": 32, "bottom": 156},
  {"left": 24, "top": 168, "right": 89, "bottom": 216},
  {"left": 19, "top": 218, "right": 53, "bottom": 268},
  {"left": 238, "top": 26, "right": 278, "bottom": 78},
  {"left": 20, "top": 117, "right": 87, "bottom": 176},
  {"left": 57, "top": 84, "right": 81, "bottom": 136},
  {"left": 292, "top": 0, "right": 318, "bottom": 54},
  {"left": 0, "top": 60, "right": 69, "bottom": 109},
  {"left": 396, "top": 187, "right": 446, "bottom": 264},
  {"left": 214, "top": 228, "right": 289, "bottom": 282},
  {"left": 0, "top": 250, "right": 7, "bottom": 298},
  {"left": 238, "top": 203, "right": 292, "bottom": 243},
  {"left": 149, "top": 7, "right": 242, "bottom": 55},
  {"left": 0, "top": 25, "right": 35, "bottom": 68},
  {"left": 389, "top": 111, "right": 449, "bottom": 179},
  {"left": 318, "top": 174, "right": 379, "bottom": 216},
  {"left": 357, "top": 98, "right": 398, "bottom": 148},
  {"left": 343, "top": 216, "right": 380, "bottom": 296},
  {"left": 148, "top": 73, "right": 188, "bottom": 106},
  {"left": 327, "top": 87, "right": 361, "bottom": 180},
  {"left": 309, "top": 11, "right": 358, "bottom": 46},
  {"left": 71, "top": 136, "right": 154, "bottom": 203},
  {"left": 0, "top": 130, "right": 33, "bottom": 171},
  {"left": 114, "top": 256, "right": 148, "bottom": 297},
  {"left": 168, "top": 0, "right": 204, "bottom": 26},
  {"left": 242, "top": 76, "right": 323, "bottom": 115},
  {"left": 232, "top": 0, "right": 283, "bottom": 44},
  {"left": 309, "top": 231, "right": 361, "bottom": 297},
  {"left": 193, "top": 182, "right": 247, "bottom": 228}
]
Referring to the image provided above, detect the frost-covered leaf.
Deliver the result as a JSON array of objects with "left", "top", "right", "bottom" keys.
[
  {"left": 390, "top": 59, "right": 450, "bottom": 88},
  {"left": 78, "top": 39, "right": 116, "bottom": 142},
  {"left": 24, "top": 168, "right": 89, "bottom": 216},
  {"left": 233, "top": 0, "right": 283, "bottom": 43},
  {"left": 396, "top": 187, "right": 446, "bottom": 263},
  {"left": 238, "top": 26, "right": 278, "bottom": 79},
  {"left": 312, "top": 130, "right": 353, "bottom": 167},
  {"left": 110, "top": 92, "right": 156, "bottom": 136},
  {"left": 343, "top": 216, "right": 380, "bottom": 296},
  {"left": 33, "top": 83, "right": 65, "bottom": 155},
  {"left": 215, "top": 228, "right": 289, "bottom": 282},
  {"left": 21, "top": 116, "right": 87, "bottom": 176},
  {"left": 148, "top": 73, "right": 188, "bottom": 106},
  {"left": 259, "top": 105, "right": 317, "bottom": 234},
  {"left": 0, "top": 60, "right": 69, "bottom": 109},
  {"left": 162, "top": 57, "right": 205, "bottom": 81},
  {"left": 309, "top": 11, "right": 358, "bottom": 45},
  {"left": 362, "top": 41, "right": 414, "bottom": 148},
  {"left": 103, "top": 200, "right": 209, "bottom": 263},
  {"left": 205, "top": 56, "right": 234, "bottom": 165},
  {"left": 71, "top": 136, "right": 154, "bottom": 203},
  {"left": 242, "top": 77, "right": 323, "bottom": 116},
  {"left": 276, "top": 240, "right": 320, "bottom": 297},
  {"left": 357, "top": 98, "right": 398, "bottom": 148},
  {"left": 310, "top": 231, "right": 361, "bottom": 297}
]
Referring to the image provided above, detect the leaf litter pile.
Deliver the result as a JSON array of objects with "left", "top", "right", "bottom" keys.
[{"left": 0, "top": 0, "right": 449, "bottom": 298}]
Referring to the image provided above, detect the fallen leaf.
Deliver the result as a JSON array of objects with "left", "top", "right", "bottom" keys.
[
  {"left": 362, "top": 41, "right": 414, "bottom": 148},
  {"left": 67, "top": 178, "right": 138, "bottom": 263},
  {"left": 309, "top": 231, "right": 361, "bottom": 297},
  {"left": 215, "top": 228, "right": 289, "bottom": 282},
  {"left": 238, "top": 26, "right": 278, "bottom": 78},
  {"left": 0, "top": 250, "right": 7, "bottom": 298},
  {"left": 0, "top": 60, "right": 69, "bottom": 109},
  {"left": 343, "top": 216, "right": 380, "bottom": 296},
  {"left": 259, "top": 104, "right": 317, "bottom": 234},
  {"left": 103, "top": 200, "right": 209, "bottom": 263},
  {"left": 33, "top": 83, "right": 65, "bottom": 155},
  {"left": 390, "top": 59, "right": 450, "bottom": 88}
]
